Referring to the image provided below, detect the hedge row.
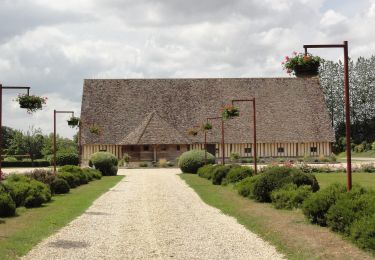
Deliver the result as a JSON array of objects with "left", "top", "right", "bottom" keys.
[
  {"left": 0, "top": 166, "right": 102, "bottom": 218},
  {"left": 2, "top": 160, "right": 50, "bottom": 168}
]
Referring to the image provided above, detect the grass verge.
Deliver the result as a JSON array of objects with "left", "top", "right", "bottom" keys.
[
  {"left": 180, "top": 174, "right": 373, "bottom": 260},
  {"left": 315, "top": 172, "right": 375, "bottom": 189},
  {"left": 0, "top": 176, "right": 124, "bottom": 260}
]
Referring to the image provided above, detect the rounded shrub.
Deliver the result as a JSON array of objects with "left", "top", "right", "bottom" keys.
[
  {"left": 350, "top": 213, "right": 375, "bottom": 251},
  {"left": 211, "top": 165, "right": 231, "bottom": 185},
  {"left": 56, "top": 153, "right": 79, "bottom": 166},
  {"left": 302, "top": 183, "right": 347, "bottom": 226},
  {"left": 197, "top": 164, "right": 216, "bottom": 179},
  {"left": 289, "top": 171, "right": 320, "bottom": 192},
  {"left": 4, "top": 175, "right": 51, "bottom": 208},
  {"left": 178, "top": 150, "right": 215, "bottom": 174},
  {"left": 271, "top": 184, "right": 312, "bottom": 210},
  {"left": 235, "top": 175, "right": 261, "bottom": 198},
  {"left": 225, "top": 166, "right": 253, "bottom": 184},
  {"left": 57, "top": 172, "right": 80, "bottom": 188},
  {"left": 25, "top": 169, "right": 56, "bottom": 187},
  {"left": 59, "top": 165, "right": 88, "bottom": 184},
  {"left": 82, "top": 168, "right": 102, "bottom": 180},
  {"left": 326, "top": 187, "right": 375, "bottom": 234},
  {"left": 90, "top": 152, "right": 118, "bottom": 176},
  {"left": 51, "top": 178, "right": 70, "bottom": 194},
  {"left": 0, "top": 192, "right": 16, "bottom": 217}
]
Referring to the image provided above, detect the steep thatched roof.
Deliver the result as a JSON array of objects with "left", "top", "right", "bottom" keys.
[{"left": 80, "top": 78, "right": 335, "bottom": 145}]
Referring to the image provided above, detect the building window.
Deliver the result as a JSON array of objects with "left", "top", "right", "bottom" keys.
[
  {"left": 277, "top": 147, "right": 284, "bottom": 153},
  {"left": 161, "top": 145, "right": 167, "bottom": 151},
  {"left": 130, "top": 145, "right": 135, "bottom": 151},
  {"left": 143, "top": 145, "right": 149, "bottom": 151},
  {"left": 99, "top": 145, "right": 107, "bottom": 151},
  {"left": 310, "top": 147, "right": 317, "bottom": 153},
  {"left": 230, "top": 144, "right": 233, "bottom": 152},
  {"left": 244, "top": 148, "right": 252, "bottom": 154},
  {"left": 176, "top": 145, "right": 180, "bottom": 151}
]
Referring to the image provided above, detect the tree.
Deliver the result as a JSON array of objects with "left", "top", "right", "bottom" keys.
[
  {"left": 41, "top": 133, "right": 78, "bottom": 157},
  {"left": 1, "top": 126, "right": 16, "bottom": 152}
]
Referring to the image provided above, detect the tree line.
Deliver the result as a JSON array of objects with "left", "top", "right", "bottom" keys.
[
  {"left": 1, "top": 126, "right": 78, "bottom": 162},
  {"left": 319, "top": 55, "right": 375, "bottom": 152}
]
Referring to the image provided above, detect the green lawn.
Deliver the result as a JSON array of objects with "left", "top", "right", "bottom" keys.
[
  {"left": 315, "top": 172, "right": 375, "bottom": 189},
  {"left": 180, "top": 174, "right": 374, "bottom": 260},
  {"left": 0, "top": 176, "right": 123, "bottom": 260},
  {"left": 337, "top": 150, "right": 375, "bottom": 159}
]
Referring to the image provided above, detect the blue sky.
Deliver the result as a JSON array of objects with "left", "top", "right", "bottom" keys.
[{"left": 1, "top": 0, "right": 375, "bottom": 138}]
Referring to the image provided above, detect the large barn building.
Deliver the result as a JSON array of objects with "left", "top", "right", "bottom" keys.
[{"left": 80, "top": 78, "right": 335, "bottom": 164}]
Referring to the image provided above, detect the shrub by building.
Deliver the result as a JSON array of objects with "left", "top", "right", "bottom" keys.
[
  {"left": 178, "top": 150, "right": 215, "bottom": 174},
  {"left": 90, "top": 152, "right": 118, "bottom": 176}
]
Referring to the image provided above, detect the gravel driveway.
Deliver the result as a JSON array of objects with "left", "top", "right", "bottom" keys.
[{"left": 23, "top": 168, "right": 284, "bottom": 260}]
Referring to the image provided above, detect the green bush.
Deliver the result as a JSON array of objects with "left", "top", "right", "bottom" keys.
[
  {"left": 253, "top": 166, "right": 319, "bottom": 202},
  {"left": 225, "top": 166, "right": 253, "bottom": 184},
  {"left": 55, "top": 153, "right": 79, "bottom": 166},
  {"left": 90, "top": 152, "right": 118, "bottom": 176},
  {"left": 197, "top": 164, "right": 216, "bottom": 179},
  {"left": 57, "top": 172, "right": 80, "bottom": 188},
  {"left": 230, "top": 153, "right": 240, "bottom": 162},
  {"left": 4, "top": 175, "right": 51, "bottom": 208},
  {"left": 0, "top": 191, "right": 16, "bottom": 217},
  {"left": 4, "top": 156, "right": 18, "bottom": 162},
  {"left": 211, "top": 165, "right": 231, "bottom": 185},
  {"left": 326, "top": 187, "right": 375, "bottom": 234},
  {"left": 51, "top": 178, "right": 70, "bottom": 194},
  {"left": 359, "top": 163, "right": 375, "bottom": 173},
  {"left": 271, "top": 184, "right": 312, "bottom": 210},
  {"left": 2, "top": 160, "right": 50, "bottom": 167},
  {"left": 372, "top": 141, "right": 375, "bottom": 151},
  {"left": 139, "top": 162, "right": 148, "bottom": 167},
  {"left": 235, "top": 175, "right": 261, "bottom": 198},
  {"left": 59, "top": 165, "right": 88, "bottom": 184},
  {"left": 350, "top": 213, "right": 375, "bottom": 251},
  {"left": 24, "top": 169, "right": 56, "bottom": 187},
  {"left": 178, "top": 150, "right": 215, "bottom": 174},
  {"left": 302, "top": 183, "right": 347, "bottom": 226},
  {"left": 82, "top": 168, "right": 102, "bottom": 180}
]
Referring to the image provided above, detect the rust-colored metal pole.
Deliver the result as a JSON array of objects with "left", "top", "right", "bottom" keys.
[
  {"left": 221, "top": 118, "right": 225, "bottom": 165},
  {"left": 54, "top": 110, "right": 75, "bottom": 173},
  {"left": 343, "top": 41, "right": 352, "bottom": 191},
  {"left": 253, "top": 99, "right": 257, "bottom": 175},
  {"left": 53, "top": 110, "right": 57, "bottom": 173},
  {"left": 204, "top": 130, "right": 207, "bottom": 164},
  {"left": 303, "top": 41, "right": 352, "bottom": 191}
]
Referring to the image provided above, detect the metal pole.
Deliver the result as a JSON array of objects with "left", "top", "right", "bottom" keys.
[
  {"left": 221, "top": 118, "right": 225, "bottom": 165},
  {"left": 253, "top": 99, "right": 257, "bottom": 175},
  {"left": 53, "top": 109, "right": 57, "bottom": 173},
  {"left": 204, "top": 130, "right": 207, "bottom": 165},
  {"left": 78, "top": 122, "right": 82, "bottom": 167},
  {"left": 343, "top": 41, "right": 352, "bottom": 191},
  {"left": 0, "top": 84, "right": 2, "bottom": 180}
]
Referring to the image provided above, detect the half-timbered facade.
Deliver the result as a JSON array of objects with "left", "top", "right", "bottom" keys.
[{"left": 80, "top": 78, "right": 335, "bottom": 164}]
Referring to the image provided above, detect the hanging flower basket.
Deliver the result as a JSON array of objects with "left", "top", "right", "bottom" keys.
[
  {"left": 89, "top": 124, "right": 101, "bottom": 135},
  {"left": 16, "top": 94, "right": 47, "bottom": 113},
  {"left": 188, "top": 129, "right": 198, "bottom": 136},
  {"left": 201, "top": 122, "right": 212, "bottom": 131},
  {"left": 222, "top": 105, "right": 240, "bottom": 120},
  {"left": 282, "top": 52, "right": 321, "bottom": 78},
  {"left": 67, "top": 116, "right": 80, "bottom": 128}
]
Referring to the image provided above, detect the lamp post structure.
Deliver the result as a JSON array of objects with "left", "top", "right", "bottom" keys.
[
  {"left": 207, "top": 116, "right": 225, "bottom": 165},
  {"left": 0, "top": 84, "right": 31, "bottom": 180},
  {"left": 303, "top": 41, "right": 352, "bottom": 191},
  {"left": 54, "top": 110, "right": 75, "bottom": 173},
  {"left": 231, "top": 98, "right": 257, "bottom": 175}
]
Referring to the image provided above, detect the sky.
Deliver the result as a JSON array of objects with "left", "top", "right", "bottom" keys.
[{"left": 1, "top": 0, "right": 375, "bottom": 138}]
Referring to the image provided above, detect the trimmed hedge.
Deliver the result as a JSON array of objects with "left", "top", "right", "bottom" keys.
[
  {"left": 90, "top": 152, "right": 118, "bottom": 176},
  {"left": 350, "top": 213, "right": 375, "bottom": 251},
  {"left": 271, "top": 184, "right": 312, "bottom": 210},
  {"left": 57, "top": 172, "right": 80, "bottom": 188},
  {"left": 24, "top": 169, "right": 56, "bottom": 187},
  {"left": 0, "top": 192, "right": 16, "bottom": 217},
  {"left": 197, "top": 164, "right": 216, "bottom": 179},
  {"left": 235, "top": 175, "right": 261, "bottom": 198},
  {"left": 51, "top": 178, "right": 70, "bottom": 194},
  {"left": 56, "top": 153, "right": 79, "bottom": 166},
  {"left": 59, "top": 165, "right": 88, "bottom": 185},
  {"left": 2, "top": 160, "right": 50, "bottom": 168},
  {"left": 82, "top": 168, "right": 102, "bottom": 180},
  {"left": 178, "top": 150, "right": 215, "bottom": 174}
]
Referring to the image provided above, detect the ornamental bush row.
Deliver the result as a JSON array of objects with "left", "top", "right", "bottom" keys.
[{"left": 0, "top": 166, "right": 102, "bottom": 217}]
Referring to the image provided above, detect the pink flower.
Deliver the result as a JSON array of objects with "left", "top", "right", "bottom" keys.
[
  {"left": 281, "top": 61, "right": 285, "bottom": 65},
  {"left": 285, "top": 56, "right": 289, "bottom": 61},
  {"left": 293, "top": 51, "right": 297, "bottom": 55}
]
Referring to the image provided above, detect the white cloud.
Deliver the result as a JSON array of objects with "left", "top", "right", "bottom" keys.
[{"left": 0, "top": 0, "right": 374, "bottom": 138}]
